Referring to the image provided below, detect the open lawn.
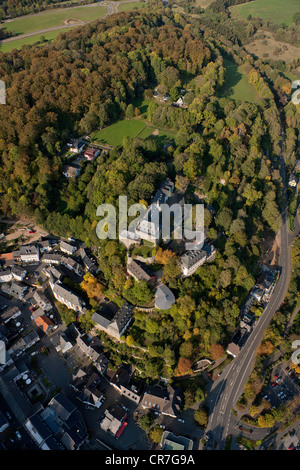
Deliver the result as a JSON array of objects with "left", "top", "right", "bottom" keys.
[
  {"left": 2, "top": 4, "right": 107, "bottom": 36},
  {"left": 219, "top": 58, "right": 259, "bottom": 103},
  {"left": 91, "top": 116, "right": 176, "bottom": 147},
  {"left": 118, "top": 2, "right": 146, "bottom": 12},
  {"left": 230, "top": 0, "right": 300, "bottom": 26},
  {"left": 91, "top": 119, "right": 146, "bottom": 146},
  {"left": 0, "top": 28, "right": 73, "bottom": 52}
]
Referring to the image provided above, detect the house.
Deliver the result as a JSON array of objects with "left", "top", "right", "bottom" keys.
[
  {"left": 0, "top": 269, "right": 13, "bottom": 283},
  {"left": 42, "top": 265, "right": 63, "bottom": 281},
  {"left": 91, "top": 302, "right": 133, "bottom": 341},
  {"left": 60, "top": 240, "right": 77, "bottom": 256},
  {"left": 0, "top": 306, "right": 21, "bottom": 324},
  {"left": 19, "top": 245, "right": 40, "bottom": 263},
  {"left": 70, "top": 370, "right": 105, "bottom": 409},
  {"left": 49, "top": 278, "right": 85, "bottom": 314},
  {"left": 63, "top": 164, "right": 81, "bottom": 178},
  {"left": 8, "top": 329, "right": 40, "bottom": 357},
  {"left": 155, "top": 284, "right": 175, "bottom": 310},
  {"left": 141, "top": 385, "right": 183, "bottom": 418},
  {"left": 67, "top": 324, "right": 108, "bottom": 373},
  {"left": 35, "top": 315, "right": 54, "bottom": 333},
  {"left": 61, "top": 256, "right": 81, "bottom": 275},
  {"left": 226, "top": 342, "right": 240, "bottom": 358},
  {"left": 255, "top": 269, "right": 275, "bottom": 295},
  {"left": 58, "top": 331, "right": 75, "bottom": 353},
  {"left": 100, "top": 404, "right": 127, "bottom": 438},
  {"left": 161, "top": 431, "right": 193, "bottom": 451},
  {"left": 79, "top": 248, "right": 99, "bottom": 275},
  {"left": 180, "top": 249, "right": 207, "bottom": 277},
  {"left": 39, "top": 240, "right": 53, "bottom": 253},
  {"left": 3, "top": 281, "right": 28, "bottom": 300},
  {"left": 127, "top": 259, "right": 156, "bottom": 285},
  {"left": 289, "top": 172, "right": 297, "bottom": 187},
  {"left": 41, "top": 253, "right": 62, "bottom": 265},
  {"left": 26, "top": 393, "right": 88, "bottom": 450},
  {"left": 83, "top": 146, "right": 100, "bottom": 161},
  {"left": 24, "top": 413, "right": 63, "bottom": 450},
  {"left": 11, "top": 266, "right": 27, "bottom": 282},
  {"left": 172, "top": 96, "right": 188, "bottom": 108},
  {"left": 68, "top": 138, "right": 85, "bottom": 154},
  {"left": 33, "top": 290, "right": 52, "bottom": 312},
  {"left": 106, "top": 366, "right": 144, "bottom": 404}
]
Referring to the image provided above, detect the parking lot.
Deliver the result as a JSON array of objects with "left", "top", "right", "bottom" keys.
[{"left": 263, "top": 363, "right": 300, "bottom": 408}]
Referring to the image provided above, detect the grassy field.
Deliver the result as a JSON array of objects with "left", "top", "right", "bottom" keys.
[
  {"left": 91, "top": 115, "right": 176, "bottom": 147},
  {"left": 219, "top": 58, "right": 259, "bottom": 103},
  {"left": 91, "top": 119, "right": 147, "bottom": 146},
  {"left": 2, "top": 4, "right": 107, "bottom": 36},
  {"left": 0, "top": 28, "right": 74, "bottom": 52},
  {"left": 118, "top": 2, "right": 146, "bottom": 12},
  {"left": 230, "top": 0, "right": 300, "bottom": 26}
]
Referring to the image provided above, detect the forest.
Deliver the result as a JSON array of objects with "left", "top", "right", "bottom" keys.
[{"left": 0, "top": 3, "right": 296, "bottom": 379}]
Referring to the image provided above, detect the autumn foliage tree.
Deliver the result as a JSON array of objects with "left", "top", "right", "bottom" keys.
[
  {"left": 177, "top": 357, "right": 193, "bottom": 376},
  {"left": 80, "top": 273, "right": 104, "bottom": 301}
]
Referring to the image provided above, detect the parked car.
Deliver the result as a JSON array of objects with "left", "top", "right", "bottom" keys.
[
  {"left": 15, "top": 431, "right": 21, "bottom": 440},
  {"left": 178, "top": 418, "right": 184, "bottom": 423}
]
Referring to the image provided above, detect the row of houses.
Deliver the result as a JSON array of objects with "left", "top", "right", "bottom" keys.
[{"left": 227, "top": 267, "right": 277, "bottom": 358}]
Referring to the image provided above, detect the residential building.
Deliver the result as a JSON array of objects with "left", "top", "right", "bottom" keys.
[
  {"left": 141, "top": 385, "right": 183, "bottom": 417},
  {"left": 61, "top": 256, "right": 81, "bottom": 275},
  {"left": 161, "top": 431, "right": 193, "bottom": 450},
  {"left": 24, "top": 413, "right": 63, "bottom": 450},
  {"left": 35, "top": 315, "right": 54, "bottom": 334},
  {"left": 79, "top": 248, "right": 99, "bottom": 275},
  {"left": 106, "top": 366, "right": 144, "bottom": 404},
  {"left": 83, "top": 146, "right": 100, "bottom": 161},
  {"left": 25, "top": 393, "right": 87, "bottom": 450},
  {"left": 8, "top": 329, "right": 40, "bottom": 357},
  {"left": 100, "top": 404, "right": 127, "bottom": 438},
  {"left": 33, "top": 290, "right": 52, "bottom": 312},
  {"left": 62, "top": 164, "right": 81, "bottom": 178},
  {"left": 180, "top": 244, "right": 216, "bottom": 277},
  {"left": 41, "top": 253, "right": 62, "bottom": 265},
  {"left": 289, "top": 172, "right": 297, "bottom": 187},
  {"left": 68, "top": 138, "right": 85, "bottom": 154},
  {"left": 11, "top": 266, "right": 27, "bottom": 282},
  {"left": 70, "top": 370, "right": 105, "bottom": 409},
  {"left": 60, "top": 240, "right": 77, "bottom": 256},
  {"left": 39, "top": 239, "right": 53, "bottom": 253},
  {"left": 127, "top": 259, "right": 156, "bottom": 285},
  {"left": 92, "top": 302, "right": 133, "bottom": 341},
  {"left": 2, "top": 281, "right": 28, "bottom": 300},
  {"left": 226, "top": 342, "right": 240, "bottom": 358},
  {"left": 50, "top": 280, "right": 85, "bottom": 314},
  {"left": 0, "top": 306, "right": 21, "bottom": 324},
  {"left": 19, "top": 245, "right": 40, "bottom": 263},
  {"left": 0, "top": 269, "right": 13, "bottom": 283},
  {"left": 41, "top": 265, "right": 63, "bottom": 281}
]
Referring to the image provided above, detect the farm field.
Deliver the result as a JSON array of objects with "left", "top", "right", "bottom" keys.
[
  {"left": 2, "top": 4, "right": 107, "bottom": 36},
  {"left": 230, "top": 0, "right": 300, "bottom": 26},
  {"left": 219, "top": 58, "right": 259, "bottom": 103}
]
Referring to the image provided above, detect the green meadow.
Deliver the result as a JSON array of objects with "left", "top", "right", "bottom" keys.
[
  {"left": 230, "top": 0, "right": 300, "bottom": 26},
  {"left": 2, "top": 4, "right": 107, "bottom": 36},
  {"left": 219, "top": 58, "right": 259, "bottom": 103}
]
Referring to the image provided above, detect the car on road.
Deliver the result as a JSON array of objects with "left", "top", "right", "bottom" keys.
[{"left": 15, "top": 431, "right": 21, "bottom": 440}]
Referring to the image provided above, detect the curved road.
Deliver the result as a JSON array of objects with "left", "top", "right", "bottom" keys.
[{"left": 206, "top": 122, "right": 297, "bottom": 450}]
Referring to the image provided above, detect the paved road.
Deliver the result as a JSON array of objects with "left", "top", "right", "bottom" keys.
[{"left": 205, "top": 122, "right": 296, "bottom": 450}]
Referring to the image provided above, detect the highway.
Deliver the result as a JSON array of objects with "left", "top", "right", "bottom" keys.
[{"left": 205, "top": 121, "right": 298, "bottom": 450}]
